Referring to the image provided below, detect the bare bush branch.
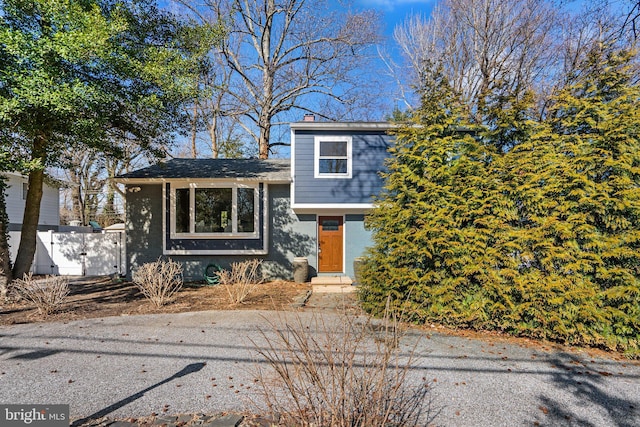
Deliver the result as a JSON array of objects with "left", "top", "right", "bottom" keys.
[
  {"left": 218, "top": 259, "right": 264, "bottom": 305},
  {"left": 12, "top": 273, "right": 69, "bottom": 316},
  {"left": 250, "top": 301, "right": 431, "bottom": 426},
  {"left": 132, "top": 258, "right": 184, "bottom": 307}
]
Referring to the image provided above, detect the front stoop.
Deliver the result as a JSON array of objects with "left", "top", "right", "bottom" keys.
[{"left": 311, "top": 276, "right": 356, "bottom": 293}]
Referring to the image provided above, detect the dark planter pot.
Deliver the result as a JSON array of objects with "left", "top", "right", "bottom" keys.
[
  {"left": 353, "top": 257, "right": 365, "bottom": 285},
  {"left": 293, "top": 257, "right": 309, "bottom": 283}
]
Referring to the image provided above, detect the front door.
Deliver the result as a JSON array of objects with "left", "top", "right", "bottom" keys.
[{"left": 318, "top": 216, "right": 344, "bottom": 273}]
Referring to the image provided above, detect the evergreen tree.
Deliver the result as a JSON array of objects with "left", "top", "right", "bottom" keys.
[
  {"left": 360, "top": 73, "right": 517, "bottom": 325},
  {"left": 0, "top": 0, "right": 221, "bottom": 279},
  {"left": 360, "top": 47, "right": 640, "bottom": 355},
  {"left": 523, "top": 46, "right": 640, "bottom": 350}
]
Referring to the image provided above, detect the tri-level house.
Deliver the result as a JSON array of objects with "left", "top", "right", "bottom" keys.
[{"left": 117, "top": 120, "right": 394, "bottom": 282}]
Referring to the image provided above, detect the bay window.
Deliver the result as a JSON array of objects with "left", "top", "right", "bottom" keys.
[{"left": 170, "top": 183, "right": 259, "bottom": 238}]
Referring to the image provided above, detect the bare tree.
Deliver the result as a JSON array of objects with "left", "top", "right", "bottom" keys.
[
  {"left": 102, "top": 138, "right": 148, "bottom": 226},
  {"left": 177, "top": 0, "right": 383, "bottom": 159},
  {"left": 393, "top": 0, "right": 556, "bottom": 121},
  {"left": 535, "top": 1, "right": 639, "bottom": 118},
  {"left": 587, "top": 0, "right": 640, "bottom": 40},
  {"left": 198, "top": 47, "right": 249, "bottom": 159},
  {"left": 625, "top": 1, "right": 640, "bottom": 37},
  {"left": 58, "top": 134, "right": 147, "bottom": 228},
  {"left": 63, "top": 149, "right": 105, "bottom": 226},
  {"left": 171, "top": 1, "right": 251, "bottom": 158}
]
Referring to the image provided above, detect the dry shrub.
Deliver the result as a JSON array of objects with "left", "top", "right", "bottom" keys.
[
  {"left": 218, "top": 259, "right": 263, "bottom": 304},
  {"left": 132, "top": 258, "right": 183, "bottom": 307},
  {"left": 0, "top": 269, "right": 9, "bottom": 301},
  {"left": 251, "top": 298, "right": 431, "bottom": 426},
  {"left": 13, "top": 273, "right": 69, "bottom": 316}
]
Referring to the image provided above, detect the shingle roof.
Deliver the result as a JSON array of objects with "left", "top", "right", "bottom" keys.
[{"left": 116, "top": 158, "right": 291, "bottom": 181}]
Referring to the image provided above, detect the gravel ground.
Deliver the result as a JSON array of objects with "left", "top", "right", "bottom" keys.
[{"left": 0, "top": 309, "right": 638, "bottom": 426}]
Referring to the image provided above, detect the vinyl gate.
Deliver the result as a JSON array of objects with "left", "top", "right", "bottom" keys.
[{"left": 9, "top": 231, "right": 126, "bottom": 276}]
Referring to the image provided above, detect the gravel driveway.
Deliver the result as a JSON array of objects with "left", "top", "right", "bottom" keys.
[{"left": 0, "top": 309, "right": 638, "bottom": 426}]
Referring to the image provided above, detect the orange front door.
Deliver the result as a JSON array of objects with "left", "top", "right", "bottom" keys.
[{"left": 318, "top": 216, "right": 344, "bottom": 272}]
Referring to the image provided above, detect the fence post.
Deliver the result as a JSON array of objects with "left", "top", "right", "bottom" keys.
[{"left": 48, "top": 230, "right": 54, "bottom": 275}]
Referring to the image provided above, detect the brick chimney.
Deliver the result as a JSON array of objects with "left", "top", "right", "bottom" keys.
[{"left": 303, "top": 113, "right": 315, "bottom": 122}]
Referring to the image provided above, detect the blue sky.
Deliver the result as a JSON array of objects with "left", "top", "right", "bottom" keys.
[{"left": 356, "top": 0, "right": 435, "bottom": 35}]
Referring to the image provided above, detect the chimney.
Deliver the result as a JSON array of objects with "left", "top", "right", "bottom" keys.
[{"left": 303, "top": 113, "right": 315, "bottom": 122}]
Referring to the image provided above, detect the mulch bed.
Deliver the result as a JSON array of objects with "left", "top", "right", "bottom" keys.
[{"left": 0, "top": 276, "right": 311, "bottom": 325}]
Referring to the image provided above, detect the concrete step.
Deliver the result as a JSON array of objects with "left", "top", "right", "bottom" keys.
[
  {"left": 311, "top": 276, "right": 356, "bottom": 293},
  {"left": 311, "top": 276, "right": 353, "bottom": 285},
  {"left": 312, "top": 284, "right": 357, "bottom": 294}
]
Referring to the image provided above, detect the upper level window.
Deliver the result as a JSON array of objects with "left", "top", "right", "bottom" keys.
[
  {"left": 171, "top": 183, "right": 259, "bottom": 238},
  {"left": 314, "top": 136, "right": 352, "bottom": 178}
]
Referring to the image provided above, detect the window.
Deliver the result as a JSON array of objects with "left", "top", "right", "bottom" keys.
[
  {"left": 171, "top": 184, "right": 259, "bottom": 238},
  {"left": 175, "top": 188, "right": 190, "bottom": 233},
  {"left": 22, "top": 182, "right": 28, "bottom": 200},
  {"left": 237, "top": 187, "right": 255, "bottom": 232},
  {"left": 314, "top": 136, "right": 352, "bottom": 178}
]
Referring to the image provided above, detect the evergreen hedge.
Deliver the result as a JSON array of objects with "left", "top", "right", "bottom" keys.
[{"left": 359, "top": 49, "right": 640, "bottom": 357}]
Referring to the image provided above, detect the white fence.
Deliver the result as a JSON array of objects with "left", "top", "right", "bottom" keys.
[{"left": 8, "top": 230, "right": 126, "bottom": 276}]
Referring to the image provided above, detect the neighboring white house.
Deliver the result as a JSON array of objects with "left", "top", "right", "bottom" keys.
[{"left": 3, "top": 172, "right": 60, "bottom": 231}]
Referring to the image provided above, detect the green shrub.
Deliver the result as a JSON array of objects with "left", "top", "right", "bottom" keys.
[{"left": 360, "top": 48, "right": 640, "bottom": 357}]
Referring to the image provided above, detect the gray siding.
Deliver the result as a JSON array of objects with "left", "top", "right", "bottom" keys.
[
  {"left": 125, "top": 183, "right": 317, "bottom": 282},
  {"left": 126, "top": 184, "right": 164, "bottom": 275},
  {"left": 294, "top": 130, "right": 392, "bottom": 204},
  {"left": 345, "top": 214, "right": 372, "bottom": 278},
  {"left": 265, "top": 185, "right": 316, "bottom": 278}
]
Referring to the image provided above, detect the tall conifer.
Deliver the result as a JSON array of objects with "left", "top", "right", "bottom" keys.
[
  {"left": 360, "top": 73, "right": 516, "bottom": 325},
  {"left": 360, "top": 48, "right": 640, "bottom": 355}
]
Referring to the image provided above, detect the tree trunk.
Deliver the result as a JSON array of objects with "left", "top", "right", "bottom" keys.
[
  {"left": 209, "top": 114, "right": 219, "bottom": 159},
  {"left": 190, "top": 101, "right": 198, "bottom": 158},
  {"left": 259, "top": 0, "right": 273, "bottom": 160},
  {"left": 0, "top": 180, "right": 13, "bottom": 297},
  {"left": 12, "top": 168, "right": 44, "bottom": 280},
  {"left": 71, "top": 182, "right": 85, "bottom": 224},
  {"left": 103, "top": 183, "right": 117, "bottom": 227},
  {"left": 258, "top": 129, "right": 270, "bottom": 159}
]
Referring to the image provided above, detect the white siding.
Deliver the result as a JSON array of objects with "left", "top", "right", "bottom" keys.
[
  {"left": 5, "top": 174, "right": 25, "bottom": 225},
  {"left": 39, "top": 181, "right": 60, "bottom": 226},
  {"left": 4, "top": 173, "right": 60, "bottom": 227}
]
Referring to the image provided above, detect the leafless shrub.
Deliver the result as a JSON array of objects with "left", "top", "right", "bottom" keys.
[
  {"left": 0, "top": 269, "right": 9, "bottom": 301},
  {"left": 132, "top": 258, "right": 183, "bottom": 307},
  {"left": 12, "top": 273, "right": 69, "bottom": 316},
  {"left": 250, "top": 297, "right": 431, "bottom": 426},
  {"left": 218, "top": 259, "right": 264, "bottom": 305}
]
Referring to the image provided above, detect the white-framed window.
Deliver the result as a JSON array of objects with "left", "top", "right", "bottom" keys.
[
  {"left": 170, "top": 183, "right": 259, "bottom": 239},
  {"left": 22, "top": 182, "right": 28, "bottom": 200},
  {"left": 314, "top": 136, "right": 352, "bottom": 178}
]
